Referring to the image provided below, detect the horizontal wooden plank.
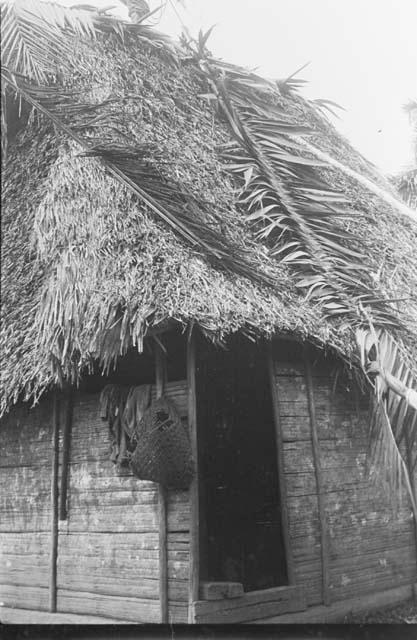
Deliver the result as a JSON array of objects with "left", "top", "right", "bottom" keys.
[
  {"left": 0, "top": 532, "right": 50, "bottom": 556},
  {"left": 200, "top": 582, "right": 244, "bottom": 600},
  {"left": 56, "top": 588, "right": 161, "bottom": 622},
  {"left": 56, "top": 588, "right": 188, "bottom": 623},
  {"left": 0, "top": 605, "right": 132, "bottom": 624},
  {"left": 1, "top": 561, "right": 189, "bottom": 594},
  {"left": 0, "top": 466, "right": 51, "bottom": 494},
  {"left": 283, "top": 439, "right": 368, "bottom": 474},
  {"left": 0, "top": 584, "right": 49, "bottom": 611},
  {"left": 280, "top": 414, "right": 367, "bottom": 443},
  {"left": 66, "top": 503, "right": 189, "bottom": 533},
  {"left": 0, "top": 498, "right": 52, "bottom": 532},
  {"left": 0, "top": 564, "right": 50, "bottom": 589},
  {"left": 55, "top": 575, "right": 188, "bottom": 600},
  {"left": 192, "top": 586, "right": 306, "bottom": 623},
  {"left": 274, "top": 378, "right": 368, "bottom": 418},
  {"left": 284, "top": 470, "right": 415, "bottom": 500},
  {"left": 258, "top": 583, "right": 414, "bottom": 623},
  {"left": 57, "top": 555, "right": 188, "bottom": 582}
]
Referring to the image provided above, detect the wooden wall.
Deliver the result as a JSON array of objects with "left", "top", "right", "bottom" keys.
[
  {"left": 272, "top": 351, "right": 416, "bottom": 607},
  {"left": 1, "top": 343, "right": 416, "bottom": 622},
  {"left": 0, "top": 381, "right": 190, "bottom": 623},
  {"left": 0, "top": 400, "right": 54, "bottom": 611}
]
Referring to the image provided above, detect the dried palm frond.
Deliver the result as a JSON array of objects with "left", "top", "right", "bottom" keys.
[
  {"left": 0, "top": 0, "right": 179, "bottom": 157},
  {"left": 198, "top": 58, "right": 401, "bottom": 329},
  {"left": 357, "top": 326, "right": 417, "bottom": 514},
  {"left": 2, "top": 70, "right": 273, "bottom": 288},
  {"left": 195, "top": 49, "right": 416, "bottom": 506}
]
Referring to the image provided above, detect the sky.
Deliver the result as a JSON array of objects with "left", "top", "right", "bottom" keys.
[{"left": 64, "top": 0, "right": 417, "bottom": 174}]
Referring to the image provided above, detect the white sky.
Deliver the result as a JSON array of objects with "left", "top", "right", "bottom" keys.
[{"left": 65, "top": 0, "right": 417, "bottom": 174}]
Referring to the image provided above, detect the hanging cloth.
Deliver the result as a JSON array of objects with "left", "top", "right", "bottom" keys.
[
  {"left": 99, "top": 384, "right": 129, "bottom": 463},
  {"left": 122, "top": 384, "right": 152, "bottom": 440}
]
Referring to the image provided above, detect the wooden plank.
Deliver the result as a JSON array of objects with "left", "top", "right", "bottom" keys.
[
  {"left": 49, "top": 392, "right": 59, "bottom": 612},
  {"left": 257, "top": 583, "right": 414, "bottom": 623},
  {"left": 192, "top": 585, "right": 306, "bottom": 623},
  {"left": 304, "top": 352, "right": 330, "bottom": 606},
  {"left": 200, "top": 582, "right": 244, "bottom": 600},
  {"left": 267, "top": 349, "right": 295, "bottom": 585},
  {"left": 274, "top": 378, "right": 367, "bottom": 418},
  {"left": 57, "top": 588, "right": 161, "bottom": 623},
  {"left": 0, "top": 401, "right": 53, "bottom": 468},
  {"left": 59, "top": 388, "right": 73, "bottom": 521},
  {"left": 0, "top": 606, "right": 131, "bottom": 624},
  {"left": 63, "top": 505, "right": 189, "bottom": 533},
  {"left": 55, "top": 575, "right": 188, "bottom": 600},
  {"left": 0, "top": 584, "right": 50, "bottom": 611},
  {"left": 0, "top": 492, "right": 52, "bottom": 532},
  {"left": 155, "top": 341, "right": 168, "bottom": 624},
  {"left": 187, "top": 330, "right": 198, "bottom": 622},
  {"left": 279, "top": 413, "right": 366, "bottom": 443}
]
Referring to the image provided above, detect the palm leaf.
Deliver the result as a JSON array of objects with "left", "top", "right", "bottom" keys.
[
  {"left": 199, "top": 59, "right": 401, "bottom": 329},
  {"left": 2, "top": 70, "right": 272, "bottom": 292},
  {"left": 1, "top": 0, "right": 97, "bottom": 83},
  {"left": 357, "top": 326, "right": 417, "bottom": 514}
]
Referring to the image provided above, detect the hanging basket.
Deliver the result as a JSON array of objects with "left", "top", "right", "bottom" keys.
[{"left": 130, "top": 396, "right": 194, "bottom": 489}]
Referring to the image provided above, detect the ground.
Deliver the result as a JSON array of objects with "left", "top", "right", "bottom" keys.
[{"left": 344, "top": 598, "right": 417, "bottom": 623}]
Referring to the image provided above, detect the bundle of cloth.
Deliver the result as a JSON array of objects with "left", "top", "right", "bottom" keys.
[{"left": 99, "top": 384, "right": 152, "bottom": 467}]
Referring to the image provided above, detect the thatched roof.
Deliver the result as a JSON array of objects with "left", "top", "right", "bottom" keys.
[{"left": 1, "top": 14, "right": 417, "bottom": 416}]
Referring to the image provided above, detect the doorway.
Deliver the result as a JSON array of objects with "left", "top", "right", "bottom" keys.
[{"left": 196, "top": 336, "right": 288, "bottom": 592}]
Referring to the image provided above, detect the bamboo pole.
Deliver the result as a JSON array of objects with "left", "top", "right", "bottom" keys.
[
  {"left": 155, "top": 341, "right": 168, "bottom": 623},
  {"left": 59, "top": 387, "right": 73, "bottom": 521},
  {"left": 304, "top": 349, "right": 331, "bottom": 605},
  {"left": 187, "top": 330, "right": 199, "bottom": 622},
  {"left": 49, "top": 391, "right": 60, "bottom": 612},
  {"left": 267, "top": 347, "right": 295, "bottom": 586}
]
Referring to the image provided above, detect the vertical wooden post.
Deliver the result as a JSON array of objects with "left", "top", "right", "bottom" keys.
[
  {"left": 59, "top": 387, "right": 73, "bottom": 521},
  {"left": 187, "top": 330, "right": 199, "bottom": 622},
  {"left": 155, "top": 341, "right": 168, "bottom": 623},
  {"left": 304, "top": 349, "right": 331, "bottom": 605},
  {"left": 267, "top": 347, "right": 295, "bottom": 586},
  {"left": 49, "top": 391, "right": 60, "bottom": 612}
]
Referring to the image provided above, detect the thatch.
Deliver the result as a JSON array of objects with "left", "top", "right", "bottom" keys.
[{"left": 1, "top": 22, "right": 417, "bottom": 416}]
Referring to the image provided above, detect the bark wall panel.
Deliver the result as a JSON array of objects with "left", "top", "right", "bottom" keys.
[
  {"left": 274, "top": 362, "right": 416, "bottom": 608},
  {"left": 0, "top": 398, "right": 54, "bottom": 611},
  {"left": 59, "top": 386, "right": 190, "bottom": 622}
]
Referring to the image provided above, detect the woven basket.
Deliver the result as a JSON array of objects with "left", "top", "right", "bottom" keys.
[{"left": 130, "top": 396, "right": 194, "bottom": 489}]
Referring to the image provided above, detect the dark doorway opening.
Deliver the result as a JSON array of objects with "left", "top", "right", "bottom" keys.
[{"left": 197, "top": 335, "right": 288, "bottom": 592}]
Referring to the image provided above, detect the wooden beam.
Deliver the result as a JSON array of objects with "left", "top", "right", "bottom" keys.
[
  {"left": 187, "top": 329, "right": 199, "bottom": 622},
  {"left": 49, "top": 391, "right": 60, "bottom": 612},
  {"left": 304, "top": 348, "right": 330, "bottom": 605},
  {"left": 192, "top": 585, "right": 306, "bottom": 623},
  {"left": 267, "top": 347, "right": 295, "bottom": 586},
  {"left": 154, "top": 340, "right": 168, "bottom": 623},
  {"left": 59, "top": 386, "right": 73, "bottom": 521}
]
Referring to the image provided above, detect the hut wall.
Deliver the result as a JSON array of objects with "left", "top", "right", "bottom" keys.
[
  {"left": 0, "top": 400, "right": 54, "bottom": 611},
  {"left": 0, "top": 381, "right": 190, "bottom": 623},
  {"left": 272, "top": 353, "right": 416, "bottom": 607}
]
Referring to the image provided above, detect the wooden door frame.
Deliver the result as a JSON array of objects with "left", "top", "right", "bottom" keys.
[{"left": 188, "top": 336, "right": 300, "bottom": 622}]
